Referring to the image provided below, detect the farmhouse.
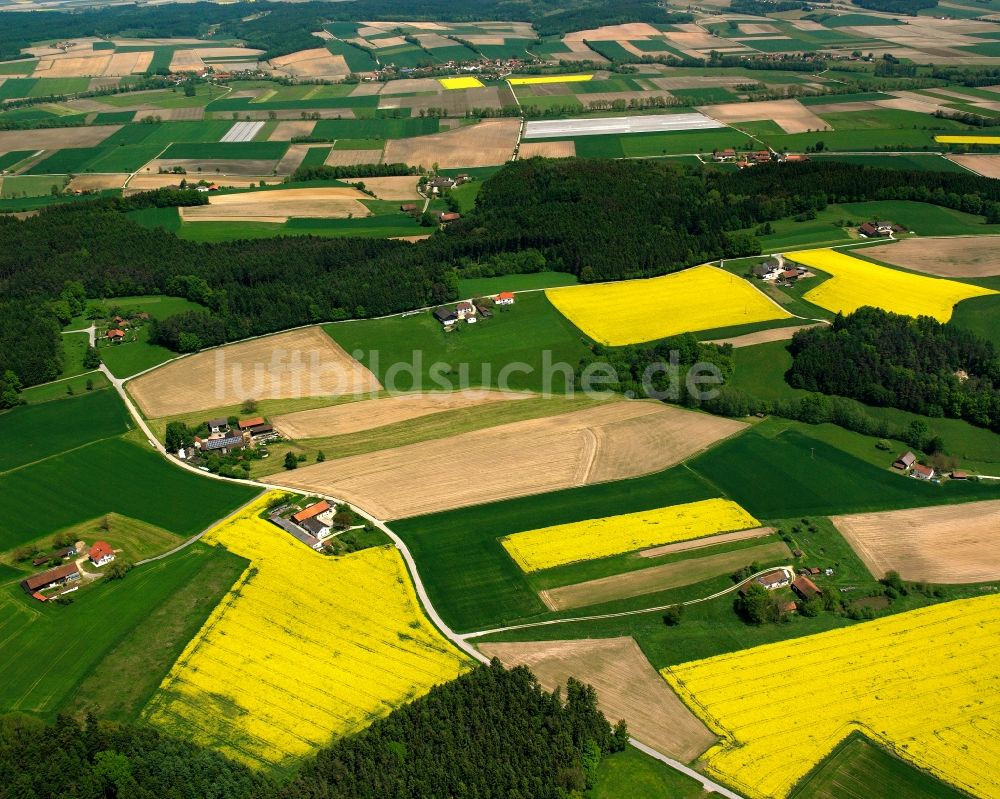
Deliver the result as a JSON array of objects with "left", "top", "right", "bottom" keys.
[
  {"left": 713, "top": 148, "right": 737, "bottom": 162},
  {"left": 20, "top": 562, "right": 81, "bottom": 594},
  {"left": 32, "top": 546, "right": 76, "bottom": 566},
  {"left": 292, "top": 501, "right": 330, "bottom": 524},
  {"left": 89, "top": 540, "right": 115, "bottom": 567},
  {"left": 107, "top": 328, "right": 125, "bottom": 343},
  {"left": 439, "top": 212, "right": 461, "bottom": 223},
  {"left": 752, "top": 150, "right": 772, "bottom": 164},
  {"left": 239, "top": 417, "right": 266, "bottom": 431},
  {"left": 791, "top": 575, "right": 821, "bottom": 600},
  {"left": 778, "top": 600, "right": 798, "bottom": 614},
  {"left": 893, "top": 451, "right": 917, "bottom": 470},
  {"left": 859, "top": 220, "right": 903, "bottom": 238},
  {"left": 400, "top": 203, "right": 417, "bottom": 213},
  {"left": 456, "top": 301, "right": 476, "bottom": 321},
  {"left": 434, "top": 307, "right": 458, "bottom": 327},
  {"left": 495, "top": 291, "right": 516, "bottom": 306},
  {"left": 247, "top": 423, "right": 277, "bottom": 442},
  {"left": 208, "top": 417, "right": 229, "bottom": 433},
  {"left": 911, "top": 462, "right": 936, "bottom": 481},
  {"left": 195, "top": 433, "right": 245, "bottom": 454},
  {"left": 757, "top": 569, "right": 791, "bottom": 590}
]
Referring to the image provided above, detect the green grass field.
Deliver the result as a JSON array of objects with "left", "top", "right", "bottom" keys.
[
  {"left": 566, "top": 128, "right": 755, "bottom": 158},
  {"left": 951, "top": 293, "right": 1000, "bottom": 350},
  {"left": 0, "top": 150, "right": 32, "bottom": 171},
  {"left": 159, "top": 141, "right": 289, "bottom": 160},
  {"left": 20, "top": 372, "right": 108, "bottom": 404},
  {"left": 176, "top": 213, "right": 426, "bottom": 242},
  {"left": 688, "top": 423, "right": 999, "bottom": 519},
  {"left": 391, "top": 465, "right": 717, "bottom": 632},
  {"left": 809, "top": 153, "right": 968, "bottom": 172},
  {"left": 586, "top": 746, "right": 708, "bottom": 799},
  {"left": 790, "top": 733, "right": 969, "bottom": 799},
  {"left": 0, "top": 542, "right": 246, "bottom": 720},
  {"left": 60, "top": 331, "right": 92, "bottom": 378},
  {"left": 325, "top": 291, "right": 592, "bottom": 393},
  {"left": 0, "top": 388, "right": 130, "bottom": 474},
  {"left": 312, "top": 117, "right": 439, "bottom": 139},
  {"left": 0, "top": 436, "right": 259, "bottom": 550},
  {"left": 457, "top": 271, "right": 578, "bottom": 297}
]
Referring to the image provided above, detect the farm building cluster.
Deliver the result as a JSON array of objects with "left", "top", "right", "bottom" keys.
[
  {"left": 177, "top": 415, "right": 279, "bottom": 460},
  {"left": 104, "top": 312, "right": 150, "bottom": 344},
  {"left": 267, "top": 498, "right": 361, "bottom": 551},
  {"left": 19, "top": 540, "right": 117, "bottom": 601},
  {"left": 891, "top": 451, "right": 956, "bottom": 482},
  {"left": 858, "top": 220, "right": 905, "bottom": 238},
  {"left": 434, "top": 291, "right": 515, "bottom": 328},
  {"left": 752, "top": 258, "right": 814, "bottom": 285},
  {"left": 712, "top": 149, "right": 809, "bottom": 168}
]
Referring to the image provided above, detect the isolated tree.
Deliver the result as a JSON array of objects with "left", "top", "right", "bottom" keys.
[
  {"left": 662, "top": 605, "right": 684, "bottom": 626},
  {"left": 316, "top": 451, "right": 326, "bottom": 463},
  {"left": 283, "top": 452, "right": 298, "bottom": 471}
]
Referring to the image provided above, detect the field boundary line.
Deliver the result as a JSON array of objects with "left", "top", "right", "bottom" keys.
[{"left": 630, "top": 739, "right": 745, "bottom": 799}]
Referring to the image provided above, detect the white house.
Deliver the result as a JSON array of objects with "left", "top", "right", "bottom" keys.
[
  {"left": 455, "top": 301, "right": 476, "bottom": 320},
  {"left": 89, "top": 541, "right": 115, "bottom": 567},
  {"left": 494, "top": 291, "right": 516, "bottom": 306}
]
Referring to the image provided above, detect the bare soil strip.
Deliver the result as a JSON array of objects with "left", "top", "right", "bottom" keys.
[
  {"left": 518, "top": 141, "right": 577, "bottom": 158},
  {"left": 860, "top": 236, "right": 1000, "bottom": 277},
  {"left": 270, "top": 48, "right": 349, "bottom": 80},
  {"left": 700, "top": 99, "right": 827, "bottom": 134},
  {"left": 269, "top": 401, "right": 746, "bottom": 519},
  {"left": 832, "top": 501, "right": 1000, "bottom": 583},
  {"left": 638, "top": 527, "right": 776, "bottom": 558},
  {"left": 701, "top": 323, "right": 823, "bottom": 348},
  {"left": 480, "top": 637, "right": 717, "bottom": 762},
  {"left": 272, "top": 390, "right": 531, "bottom": 438},
  {"left": 0, "top": 126, "right": 119, "bottom": 152},
  {"left": 130, "top": 327, "right": 382, "bottom": 418},
  {"left": 359, "top": 176, "right": 420, "bottom": 200},
  {"left": 179, "top": 187, "right": 370, "bottom": 223},
  {"left": 539, "top": 541, "right": 791, "bottom": 611}
]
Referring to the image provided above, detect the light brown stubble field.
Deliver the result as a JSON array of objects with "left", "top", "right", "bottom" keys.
[
  {"left": 383, "top": 118, "right": 519, "bottom": 168},
  {"left": 129, "top": 327, "right": 383, "bottom": 418},
  {"left": 480, "top": 637, "right": 717, "bottom": 762},
  {"left": 700, "top": 99, "right": 827, "bottom": 133},
  {"left": 832, "top": 500, "right": 1000, "bottom": 583},
  {"left": 861, "top": 236, "right": 1000, "bottom": 277},
  {"left": 269, "top": 401, "right": 746, "bottom": 519}
]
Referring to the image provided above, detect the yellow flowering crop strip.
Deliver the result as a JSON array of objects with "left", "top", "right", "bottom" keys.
[
  {"left": 509, "top": 74, "right": 593, "bottom": 85},
  {"left": 662, "top": 595, "right": 1000, "bottom": 799},
  {"left": 501, "top": 498, "right": 760, "bottom": 572},
  {"left": 935, "top": 135, "right": 1000, "bottom": 145},
  {"left": 143, "top": 493, "right": 470, "bottom": 769},
  {"left": 788, "top": 248, "right": 996, "bottom": 322},
  {"left": 438, "top": 76, "right": 485, "bottom": 90},
  {"left": 545, "top": 265, "right": 791, "bottom": 346}
]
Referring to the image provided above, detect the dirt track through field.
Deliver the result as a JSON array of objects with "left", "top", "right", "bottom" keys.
[
  {"left": 130, "top": 327, "right": 383, "bottom": 418},
  {"left": 480, "top": 637, "right": 716, "bottom": 762},
  {"left": 860, "top": 237, "right": 1000, "bottom": 277},
  {"left": 383, "top": 118, "right": 519, "bottom": 168},
  {"left": 269, "top": 401, "right": 746, "bottom": 519},
  {"left": 272, "top": 390, "right": 531, "bottom": 438},
  {"left": 638, "top": 526, "right": 775, "bottom": 558},
  {"left": 540, "top": 541, "right": 791, "bottom": 610},
  {"left": 832, "top": 501, "right": 1000, "bottom": 583}
]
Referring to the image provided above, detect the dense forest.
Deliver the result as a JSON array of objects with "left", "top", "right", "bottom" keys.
[
  {"left": 787, "top": 308, "right": 1000, "bottom": 432},
  {"left": 5, "top": 160, "right": 1000, "bottom": 390},
  {"left": 0, "top": 662, "right": 626, "bottom": 799},
  {"left": 852, "top": 0, "right": 937, "bottom": 14}
]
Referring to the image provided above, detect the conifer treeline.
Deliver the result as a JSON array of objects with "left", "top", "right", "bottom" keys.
[{"left": 0, "top": 662, "right": 627, "bottom": 799}]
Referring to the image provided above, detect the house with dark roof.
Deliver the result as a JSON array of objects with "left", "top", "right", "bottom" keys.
[
  {"left": 792, "top": 576, "right": 821, "bottom": 600},
  {"left": 893, "top": 451, "right": 917, "bottom": 470},
  {"left": 21, "top": 563, "right": 81, "bottom": 594},
  {"left": 208, "top": 418, "right": 229, "bottom": 433},
  {"left": 433, "top": 307, "right": 458, "bottom": 327}
]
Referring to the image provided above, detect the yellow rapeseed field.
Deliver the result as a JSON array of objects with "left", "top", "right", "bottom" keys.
[
  {"left": 439, "top": 76, "right": 485, "bottom": 89},
  {"left": 509, "top": 74, "right": 593, "bottom": 85},
  {"left": 501, "top": 498, "right": 761, "bottom": 572},
  {"left": 143, "top": 494, "right": 470, "bottom": 768},
  {"left": 789, "top": 248, "right": 996, "bottom": 322},
  {"left": 935, "top": 135, "right": 1000, "bottom": 145},
  {"left": 662, "top": 595, "right": 1000, "bottom": 799},
  {"left": 545, "top": 265, "right": 791, "bottom": 346}
]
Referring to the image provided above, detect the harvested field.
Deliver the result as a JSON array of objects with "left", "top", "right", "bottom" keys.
[
  {"left": 518, "top": 141, "right": 576, "bottom": 158},
  {"left": 480, "top": 638, "right": 716, "bottom": 762},
  {"left": 179, "top": 187, "right": 369, "bottom": 223},
  {"left": 143, "top": 158, "right": 280, "bottom": 177},
  {"left": 383, "top": 118, "right": 518, "bottom": 168},
  {"left": 564, "top": 23, "right": 662, "bottom": 41},
  {"left": 639, "top": 527, "right": 775, "bottom": 558},
  {"left": 129, "top": 327, "right": 382, "bottom": 418},
  {"left": 324, "top": 148, "right": 383, "bottom": 166},
  {"left": 948, "top": 154, "right": 1000, "bottom": 179},
  {"left": 700, "top": 99, "right": 826, "bottom": 134},
  {"left": 269, "top": 401, "right": 744, "bottom": 519},
  {"left": 358, "top": 175, "right": 420, "bottom": 199},
  {"left": 269, "top": 120, "right": 316, "bottom": 141},
  {"left": 0, "top": 126, "right": 118, "bottom": 151},
  {"left": 540, "top": 540, "right": 792, "bottom": 610},
  {"left": 832, "top": 500, "right": 1000, "bottom": 583},
  {"left": 273, "top": 390, "right": 529, "bottom": 438},
  {"left": 380, "top": 78, "right": 441, "bottom": 94},
  {"left": 126, "top": 174, "right": 282, "bottom": 192},
  {"left": 275, "top": 144, "right": 314, "bottom": 174},
  {"left": 665, "top": 31, "right": 732, "bottom": 51},
  {"left": 701, "top": 323, "right": 824, "bottom": 348},
  {"left": 68, "top": 173, "right": 129, "bottom": 191},
  {"left": 739, "top": 23, "right": 779, "bottom": 34},
  {"left": 383, "top": 86, "right": 507, "bottom": 115},
  {"left": 860, "top": 236, "right": 1000, "bottom": 278},
  {"left": 270, "top": 48, "right": 349, "bottom": 80},
  {"left": 873, "top": 92, "right": 950, "bottom": 115},
  {"left": 349, "top": 82, "right": 384, "bottom": 96}
]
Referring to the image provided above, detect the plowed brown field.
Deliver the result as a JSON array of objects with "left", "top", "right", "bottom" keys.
[{"left": 383, "top": 118, "right": 518, "bottom": 168}]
